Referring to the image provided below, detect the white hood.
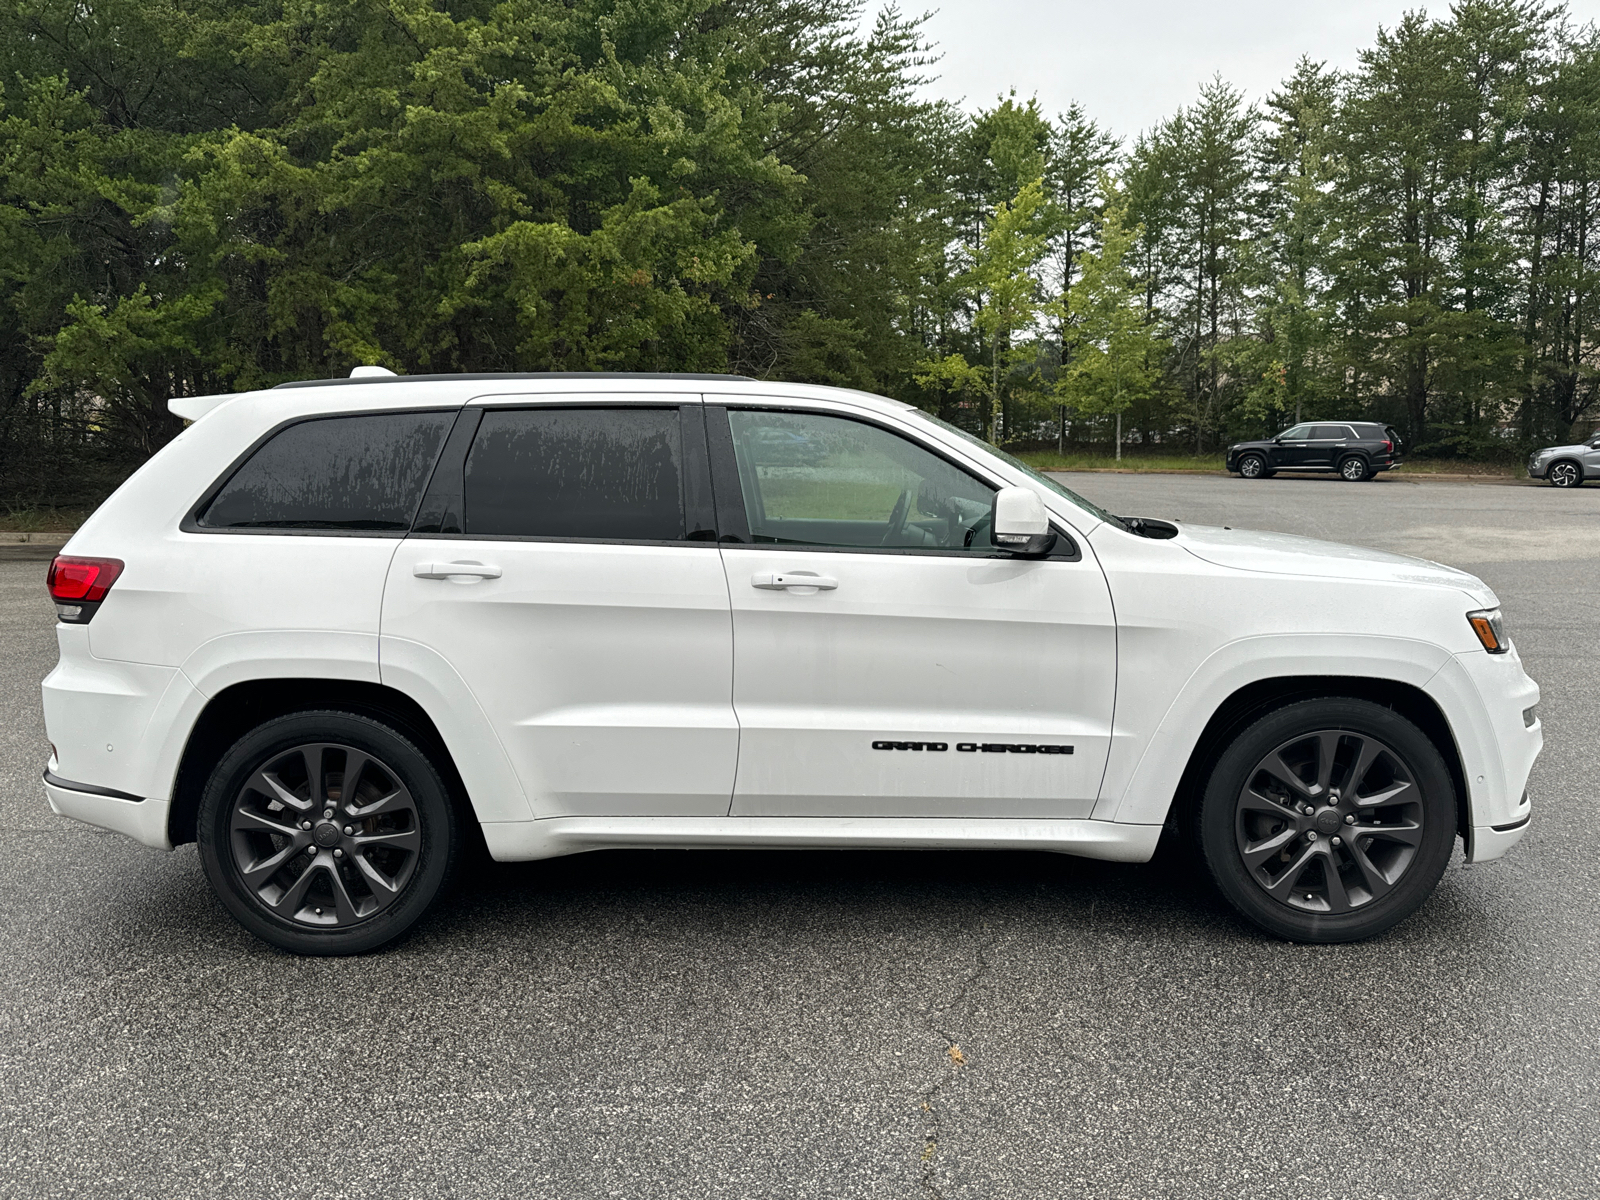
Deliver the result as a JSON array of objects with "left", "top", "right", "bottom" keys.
[{"left": 1177, "top": 523, "right": 1499, "bottom": 608}]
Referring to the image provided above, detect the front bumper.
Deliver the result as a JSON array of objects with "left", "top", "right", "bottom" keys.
[
  {"left": 43, "top": 767, "right": 172, "bottom": 850},
  {"left": 1468, "top": 806, "right": 1531, "bottom": 863},
  {"left": 1427, "top": 646, "right": 1540, "bottom": 863}
]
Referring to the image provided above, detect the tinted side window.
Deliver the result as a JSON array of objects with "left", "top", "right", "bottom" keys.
[
  {"left": 465, "top": 408, "right": 685, "bottom": 540},
  {"left": 1280, "top": 425, "right": 1314, "bottom": 440},
  {"left": 200, "top": 411, "right": 453, "bottom": 530},
  {"left": 1310, "top": 425, "right": 1349, "bottom": 440},
  {"left": 725, "top": 410, "right": 996, "bottom": 552}
]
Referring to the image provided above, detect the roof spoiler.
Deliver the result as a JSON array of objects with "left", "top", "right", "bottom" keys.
[
  {"left": 168, "top": 392, "right": 238, "bottom": 422},
  {"left": 170, "top": 368, "right": 399, "bottom": 421}
]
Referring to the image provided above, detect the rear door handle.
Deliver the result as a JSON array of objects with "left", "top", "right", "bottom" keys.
[
  {"left": 413, "top": 561, "right": 502, "bottom": 580},
  {"left": 751, "top": 572, "right": 838, "bottom": 591}
]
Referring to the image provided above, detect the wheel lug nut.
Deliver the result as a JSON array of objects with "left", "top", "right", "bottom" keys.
[
  {"left": 301, "top": 821, "right": 312, "bottom": 830},
  {"left": 333, "top": 848, "right": 343, "bottom": 858},
  {"left": 1332, "top": 836, "right": 1342, "bottom": 846},
  {"left": 344, "top": 826, "right": 354, "bottom": 835},
  {"left": 1303, "top": 805, "right": 1315, "bottom": 815},
  {"left": 307, "top": 845, "right": 317, "bottom": 856},
  {"left": 1307, "top": 831, "right": 1318, "bottom": 841},
  {"left": 1345, "top": 814, "right": 1355, "bottom": 824}
]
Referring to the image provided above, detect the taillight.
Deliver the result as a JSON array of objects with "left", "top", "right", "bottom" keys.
[{"left": 46, "top": 556, "right": 124, "bottom": 623}]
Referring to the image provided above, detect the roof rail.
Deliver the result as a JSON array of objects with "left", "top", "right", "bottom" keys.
[{"left": 273, "top": 371, "right": 754, "bottom": 390}]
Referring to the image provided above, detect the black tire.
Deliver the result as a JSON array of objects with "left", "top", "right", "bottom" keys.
[
  {"left": 1237, "top": 453, "right": 1268, "bottom": 480},
  {"left": 1339, "top": 455, "right": 1372, "bottom": 482},
  {"left": 1548, "top": 459, "right": 1583, "bottom": 488},
  {"left": 1196, "top": 698, "right": 1456, "bottom": 943},
  {"left": 197, "top": 710, "right": 459, "bottom": 955}
]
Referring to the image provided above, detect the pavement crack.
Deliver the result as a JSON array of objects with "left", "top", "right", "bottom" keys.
[{"left": 916, "top": 920, "right": 998, "bottom": 1199}]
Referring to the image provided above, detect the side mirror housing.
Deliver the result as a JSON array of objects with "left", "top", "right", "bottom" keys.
[{"left": 991, "top": 487, "right": 1055, "bottom": 556}]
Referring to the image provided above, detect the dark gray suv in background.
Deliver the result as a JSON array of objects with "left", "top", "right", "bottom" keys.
[
  {"left": 1225, "top": 422, "right": 1403, "bottom": 482},
  {"left": 1527, "top": 434, "right": 1600, "bottom": 487}
]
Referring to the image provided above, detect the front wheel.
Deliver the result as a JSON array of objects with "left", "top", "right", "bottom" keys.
[
  {"left": 1549, "top": 459, "right": 1582, "bottom": 488},
  {"left": 1237, "top": 453, "right": 1268, "bottom": 479},
  {"left": 1196, "top": 698, "right": 1456, "bottom": 943},
  {"left": 197, "top": 710, "right": 459, "bottom": 955}
]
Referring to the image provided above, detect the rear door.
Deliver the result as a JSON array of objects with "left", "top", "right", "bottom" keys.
[
  {"left": 381, "top": 397, "right": 737, "bottom": 818},
  {"left": 708, "top": 402, "right": 1117, "bottom": 820},
  {"left": 1303, "top": 425, "right": 1350, "bottom": 469}
]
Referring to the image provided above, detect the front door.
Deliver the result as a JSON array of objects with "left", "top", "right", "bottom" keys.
[
  {"left": 1584, "top": 435, "right": 1600, "bottom": 476},
  {"left": 1272, "top": 424, "right": 1317, "bottom": 469},
  {"left": 381, "top": 399, "right": 738, "bottom": 818},
  {"left": 708, "top": 404, "right": 1118, "bottom": 820}
]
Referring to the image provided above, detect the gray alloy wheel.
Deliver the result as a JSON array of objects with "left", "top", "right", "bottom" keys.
[
  {"left": 1339, "top": 455, "right": 1371, "bottom": 482},
  {"left": 1233, "top": 729, "right": 1423, "bottom": 915},
  {"left": 1238, "top": 453, "right": 1267, "bottom": 479},
  {"left": 227, "top": 742, "right": 421, "bottom": 927},
  {"left": 1549, "top": 459, "right": 1582, "bottom": 488},
  {"left": 1197, "top": 697, "right": 1455, "bottom": 943},
  {"left": 198, "top": 710, "right": 457, "bottom": 955}
]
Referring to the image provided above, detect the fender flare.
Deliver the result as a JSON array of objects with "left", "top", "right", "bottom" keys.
[
  {"left": 157, "top": 630, "right": 531, "bottom": 843},
  {"left": 1093, "top": 634, "right": 1475, "bottom": 826}
]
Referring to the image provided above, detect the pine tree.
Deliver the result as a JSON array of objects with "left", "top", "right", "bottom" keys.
[{"left": 1058, "top": 186, "right": 1167, "bottom": 457}]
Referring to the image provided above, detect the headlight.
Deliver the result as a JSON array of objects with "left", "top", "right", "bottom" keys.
[{"left": 1467, "top": 608, "right": 1509, "bottom": 653}]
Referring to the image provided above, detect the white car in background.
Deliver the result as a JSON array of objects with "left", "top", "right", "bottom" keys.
[{"left": 41, "top": 372, "right": 1541, "bottom": 953}]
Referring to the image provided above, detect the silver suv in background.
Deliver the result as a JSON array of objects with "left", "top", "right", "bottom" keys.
[{"left": 1528, "top": 434, "right": 1600, "bottom": 487}]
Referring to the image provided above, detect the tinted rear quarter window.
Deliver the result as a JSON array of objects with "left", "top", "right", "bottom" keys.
[
  {"left": 200, "top": 411, "right": 454, "bottom": 530},
  {"left": 465, "top": 407, "right": 685, "bottom": 540}
]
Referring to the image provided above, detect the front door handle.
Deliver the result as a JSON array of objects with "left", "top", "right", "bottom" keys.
[
  {"left": 413, "top": 561, "right": 502, "bottom": 580},
  {"left": 752, "top": 571, "right": 838, "bottom": 591}
]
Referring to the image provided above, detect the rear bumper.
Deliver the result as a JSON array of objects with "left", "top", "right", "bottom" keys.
[{"left": 43, "top": 769, "right": 172, "bottom": 850}]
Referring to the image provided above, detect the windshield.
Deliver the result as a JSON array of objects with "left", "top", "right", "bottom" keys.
[{"left": 911, "top": 410, "right": 1131, "bottom": 533}]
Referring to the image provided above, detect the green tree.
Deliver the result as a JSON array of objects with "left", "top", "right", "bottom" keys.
[
  {"left": 916, "top": 176, "right": 1051, "bottom": 443},
  {"left": 1057, "top": 187, "right": 1167, "bottom": 457},
  {"left": 1246, "top": 57, "right": 1342, "bottom": 430}
]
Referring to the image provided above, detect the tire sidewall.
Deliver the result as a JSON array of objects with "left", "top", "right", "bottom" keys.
[
  {"left": 197, "top": 710, "right": 458, "bottom": 955},
  {"left": 1197, "top": 698, "right": 1456, "bottom": 943}
]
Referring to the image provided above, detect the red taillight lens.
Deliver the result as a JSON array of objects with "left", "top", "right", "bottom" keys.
[
  {"left": 47, "top": 556, "right": 124, "bottom": 603},
  {"left": 1384, "top": 439, "right": 1393, "bottom": 453}
]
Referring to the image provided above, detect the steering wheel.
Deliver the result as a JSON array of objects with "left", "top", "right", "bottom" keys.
[{"left": 880, "top": 488, "right": 912, "bottom": 546}]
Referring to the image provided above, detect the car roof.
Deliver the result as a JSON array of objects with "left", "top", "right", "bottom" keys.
[{"left": 170, "top": 372, "right": 918, "bottom": 422}]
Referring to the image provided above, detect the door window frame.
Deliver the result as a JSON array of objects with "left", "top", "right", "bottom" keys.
[
  {"left": 407, "top": 399, "right": 718, "bottom": 547},
  {"left": 705, "top": 404, "right": 1080, "bottom": 562}
]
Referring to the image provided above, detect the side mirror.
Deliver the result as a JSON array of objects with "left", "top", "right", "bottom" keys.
[{"left": 991, "top": 487, "right": 1055, "bottom": 556}]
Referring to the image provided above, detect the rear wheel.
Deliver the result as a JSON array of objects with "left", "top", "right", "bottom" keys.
[
  {"left": 1196, "top": 698, "right": 1456, "bottom": 943},
  {"left": 1339, "top": 455, "right": 1372, "bottom": 482},
  {"left": 1549, "top": 459, "right": 1582, "bottom": 488},
  {"left": 197, "top": 711, "right": 459, "bottom": 955},
  {"left": 1237, "top": 453, "right": 1268, "bottom": 479}
]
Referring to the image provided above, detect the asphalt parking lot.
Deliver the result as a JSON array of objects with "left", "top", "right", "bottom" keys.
[{"left": 3, "top": 471, "right": 1598, "bottom": 1200}]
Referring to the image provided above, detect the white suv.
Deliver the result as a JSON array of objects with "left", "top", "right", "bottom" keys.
[{"left": 41, "top": 372, "right": 1541, "bottom": 953}]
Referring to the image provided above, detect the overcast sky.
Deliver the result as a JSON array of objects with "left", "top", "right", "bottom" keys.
[{"left": 905, "top": 0, "right": 1600, "bottom": 141}]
